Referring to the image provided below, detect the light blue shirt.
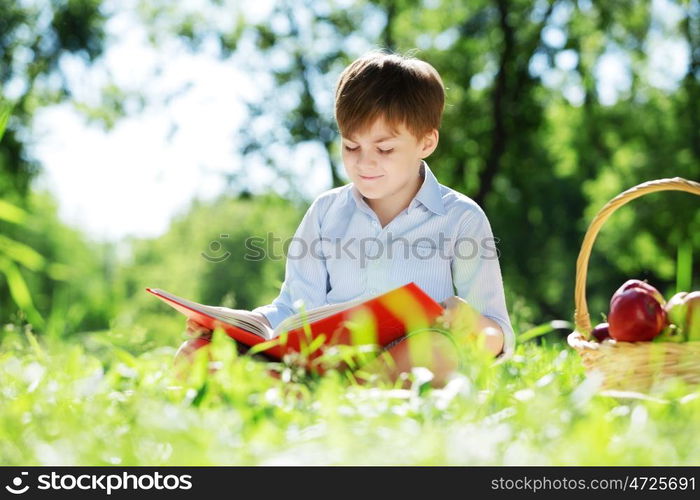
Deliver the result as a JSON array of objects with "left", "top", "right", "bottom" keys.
[{"left": 252, "top": 160, "right": 515, "bottom": 359}]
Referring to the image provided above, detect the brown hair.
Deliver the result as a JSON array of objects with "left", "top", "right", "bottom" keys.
[{"left": 334, "top": 49, "right": 445, "bottom": 141}]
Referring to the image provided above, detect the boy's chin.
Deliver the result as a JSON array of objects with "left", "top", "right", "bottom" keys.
[{"left": 356, "top": 188, "right": 384, "bottom": 200}]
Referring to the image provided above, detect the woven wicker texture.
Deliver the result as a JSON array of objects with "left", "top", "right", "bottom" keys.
[{"left": 567, "top": 177, "right": 700, "bottom": 392}]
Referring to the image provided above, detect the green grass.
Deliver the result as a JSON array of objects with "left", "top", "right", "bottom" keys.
[{"left": 1, "top": 323, "right": 699, "bottom": 465}]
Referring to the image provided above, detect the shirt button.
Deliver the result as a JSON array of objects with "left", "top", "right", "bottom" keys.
[{"left": 368, "top": 288, "right": 378, "bottom": 295}]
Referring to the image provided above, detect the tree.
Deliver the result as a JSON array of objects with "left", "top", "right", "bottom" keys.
[
  {"left": 0, "top": 0, "right": 108, "bottom": 200},
  {"left": 133, "top": 0, "right": 699, "bottom": 327}
]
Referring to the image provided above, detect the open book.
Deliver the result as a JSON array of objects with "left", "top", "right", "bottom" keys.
[{"left": 146, "top": 282, "right": 444, "bottom": 362}]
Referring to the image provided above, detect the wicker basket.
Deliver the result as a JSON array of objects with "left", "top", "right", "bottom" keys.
[{"left": 567, "top": 177, "right": 700, "bottom": 393}]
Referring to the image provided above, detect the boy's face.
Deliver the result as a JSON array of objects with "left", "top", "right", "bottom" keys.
[{"left": 341, "top": 116, "right": 438, "bottom": 206}]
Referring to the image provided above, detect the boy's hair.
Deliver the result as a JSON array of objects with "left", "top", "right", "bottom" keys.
[{"left": 334, "top": 49, "right": 445, "bottom": 141}]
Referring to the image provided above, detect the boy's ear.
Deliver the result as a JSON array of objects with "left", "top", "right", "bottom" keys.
[{"left": 419, "top": 129, "right": 439, "bottom": 158}]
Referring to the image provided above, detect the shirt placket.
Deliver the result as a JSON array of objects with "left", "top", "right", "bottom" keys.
[
  {"left": 366, "top": 217, "right": 395, "bottom": 296},
  {"left": 353, "top": 189, "right": 404, "bottom": 296}
]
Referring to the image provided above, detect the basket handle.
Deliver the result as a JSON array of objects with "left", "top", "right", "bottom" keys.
[{"left": 574, "top": 176, "right": 700, "bottom": 337}]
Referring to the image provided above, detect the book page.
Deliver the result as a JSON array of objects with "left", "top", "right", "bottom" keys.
[
  {"left": 200, "top": 305, "right": 275, "bottom": 339},
  {"left": 272, "top": 294, "right": 370, "bottom": 337},
  {"left": 149, "top": 288, "right": 275, "bottom": 340}
]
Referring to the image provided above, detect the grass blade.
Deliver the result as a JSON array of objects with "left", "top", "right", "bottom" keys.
[
  {"left": 517, "top": 320, "right": 572, "bottom": 343},
  {"left": 0, "top": 101, "right": 11, "bottom": 141}
]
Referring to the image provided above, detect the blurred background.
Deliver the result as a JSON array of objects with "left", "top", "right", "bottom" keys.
[{"left": 0, "top": 0, "right": 698, "bottom": 351}]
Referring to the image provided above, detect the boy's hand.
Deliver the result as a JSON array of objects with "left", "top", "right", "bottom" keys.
[
  {"left": 185, "top": 318, "right": 212, "bottom": 338},
  {"left": 436, "top": 296, "right": 504, "bottom": 356},
  {"left": 436, "top": 296, "right": 479, "bottom": 336}
]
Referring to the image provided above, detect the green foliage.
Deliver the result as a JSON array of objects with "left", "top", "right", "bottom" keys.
[
  {"left": 0, "top": 101, "right": 44, "bottom": 327},
  {"left": 0, "top": 0, "right": 108, "bottom": 198},
  {"left": 0, "top": 189, "right": 118, "bottom": 337},
  {"left": 2, "top": 325, "right": 700, "bottom": 465},
  {"left": 113, "top": 193, "right": 303, "bottom": 350},
  {"left": 0, "top": 0, "right": 696, "bottom": 343},
  {"left": 0, "top": 0, "right": 699, "bottom": 465},
  {"left": 0, "top": 102, "right": 9, "bottom": 138},
  {"left": 187, "top": 0, "right": 699, "bottom": 325}
]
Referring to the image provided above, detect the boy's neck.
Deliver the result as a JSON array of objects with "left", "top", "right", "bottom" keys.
[{"left": 364, "top": 166, "right": 425, "bottom": 228}]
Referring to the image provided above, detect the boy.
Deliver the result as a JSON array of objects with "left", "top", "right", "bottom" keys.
[{"left": 187, "top": 49, "right": 515, "bottom": 385}]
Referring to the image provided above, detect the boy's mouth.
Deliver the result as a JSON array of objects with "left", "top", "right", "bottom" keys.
[{"left": 359, "top": 174, "right": 384, "bottom": 180}]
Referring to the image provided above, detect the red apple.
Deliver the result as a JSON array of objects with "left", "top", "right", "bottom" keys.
[
  {"left": 608, "top": 285, "right": 667, "bottom": 342},
  {"left": 591, "top": 322, "right": 610, "bottom": 342},
  {"left": 614, "top": 279, "right": 666, "bottom": 306}
]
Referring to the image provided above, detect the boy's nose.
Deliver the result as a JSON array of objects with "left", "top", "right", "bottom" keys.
[{"left": 355, "top": 152, "right": 377, "bottom": 171}]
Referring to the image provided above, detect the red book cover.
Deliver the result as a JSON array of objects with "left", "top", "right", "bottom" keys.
[{"left": 147, "top": 283, "right": 444, "bottom": 368}]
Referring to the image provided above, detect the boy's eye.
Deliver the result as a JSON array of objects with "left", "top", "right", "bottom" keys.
[{"left": 343, "top": 145, "right": 394, "bottom": 155}]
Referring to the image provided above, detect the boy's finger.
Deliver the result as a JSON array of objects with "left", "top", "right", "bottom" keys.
[
  {"left": 184, "top": 328, "right": 200, "bottom": 338},
  {"left": 434, "top": 311, "right": 451, "bottom": 329},
  {"left": 185, "top": 319, "right": 210, "bottom": 335},
  {"left": 186, "top": 318, "right": 206, "bottom": 329}
]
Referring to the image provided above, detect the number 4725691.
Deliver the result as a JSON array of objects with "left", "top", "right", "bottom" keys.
[{"left": 628, "top": 477, "right": 695, "bottom": 490}]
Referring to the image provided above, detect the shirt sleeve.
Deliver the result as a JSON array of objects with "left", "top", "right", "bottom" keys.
[
  {"left": 451, "top": 208, "right": 515, "bottom": 361},
  {"left": 251, "top": 196, "right": 330, "bottom": 330}
]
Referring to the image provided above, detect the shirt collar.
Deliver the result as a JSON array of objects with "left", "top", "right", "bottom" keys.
[
  {"left": 411, "top": 161, "right": 446, "bottom": 215},
  {"left": 350, "top": 160, "right": 446, "bottom": 216}
]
